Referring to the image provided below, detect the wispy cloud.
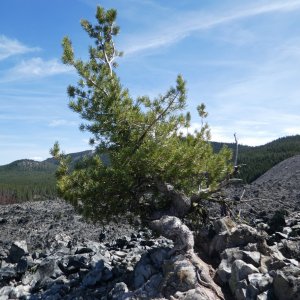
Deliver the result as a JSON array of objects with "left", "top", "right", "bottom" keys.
[
  {"left": 213, "top": 38, "right": 300, "bottom": 106},
  {"left": 210, "top": 125, "right": 280, "bottom": 146},
  {"left": 2, "top": 57, "right": 73, "bottom": 81},
  {"left": 49, "top": 119, "right": 77, "bottom": 127},
  {"left": 29, "top": 156, "right": 43, "bottom": 161},
  {"left": 209, "top": 108, "right": 300, "bottom": 146},
  {"left": 284, "top": 127, "right": 300, "bottom": 135},
  {"left": 0, "top": 35, "right": 39, "bottom": 60},
  {"left": 124, "top": 0, "right": 300, "bottom": 55}
]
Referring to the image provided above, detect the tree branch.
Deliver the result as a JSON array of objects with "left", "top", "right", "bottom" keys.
[{"left": 125, "top": 91, "right": 180, "bottom": 163}]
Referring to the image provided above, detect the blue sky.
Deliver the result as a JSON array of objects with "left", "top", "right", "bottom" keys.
[{"left": 1, "top": 0, "right": 300, "bottom": 165}]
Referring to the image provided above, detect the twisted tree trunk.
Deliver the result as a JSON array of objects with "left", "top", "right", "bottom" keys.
[{"left": 149, "top": 184, "right": 224, "bottom": 299}]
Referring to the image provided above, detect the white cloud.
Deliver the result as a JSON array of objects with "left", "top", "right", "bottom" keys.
[
  {"left": 124, "top": 0, "right": 300, "bottom": 55},
  {"left": 210, "top": 125, "right": 278, "bottom": 146},
  {"left": 3, "top": 57, "right": 73, "bottom": 81},
  {"left": 283, "top": 127, "right": 300, "bottom": 135},
  {"left": 29, "top": 156, "right": 43, "bottom": 161},
  {"left": 201, "top": 35, "right": 300, "bottom": 146},
  {"left": 238, "top": 136, "right": 275, "bottom": 146},
  {"left": 0, "top": 35, "right": 39, "bottom": 60},
  {"left": 49, "top": 119, "right": 77, "bottom": 127},
  {"left": 210, "top": 126, "right": 236, "bottom": 144}
]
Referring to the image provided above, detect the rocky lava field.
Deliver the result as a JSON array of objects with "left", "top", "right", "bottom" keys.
[{"left": 0, "top": 156, "right": 300, "bottom": 299}]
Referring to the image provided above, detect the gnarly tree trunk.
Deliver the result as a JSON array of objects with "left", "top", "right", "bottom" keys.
[
  {"left": 150, "top": 215, "right": 224, "bottom": 299},
  {"left": 150, "top": 215, "right": 194, "bottom": 254},
  {"left": 149, "top": 184, "right": 224, "bottom": 299},
  {"left": 155, "top": 181, "right": 191, "bottom": 218}
]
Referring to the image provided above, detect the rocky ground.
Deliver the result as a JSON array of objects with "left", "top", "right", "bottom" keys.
[
  {"left": 245, "top": 155, "right": 300, "bottom": 216},
  {"left": 0, "top": 199, "right": 175, "bottom": 299},
  {"left": 208, "top": 155, "right": 300, "bottom": 224},
  {"left": 0, "top": 155, "right": 299, "bottom": 299}
]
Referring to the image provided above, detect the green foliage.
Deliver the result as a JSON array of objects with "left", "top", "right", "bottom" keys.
[{"left": 53, "top": 6, "right": 233, "bottom": 221}]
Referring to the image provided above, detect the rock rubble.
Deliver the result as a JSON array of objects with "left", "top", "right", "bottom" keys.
[{"left": 0, "top": 198, "right": 299, "bottom": 299}]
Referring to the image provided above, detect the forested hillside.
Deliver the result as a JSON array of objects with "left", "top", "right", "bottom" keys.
[
  {"left": 0, "top": 159, "right": 56, "bottom": 204},
  {"left": 212, "top": 134, "right": 300, "bottom": 182},
  {"left": 0, "top": 151, "right": 93, "bottom": 204},
  {"left": 1, "top": 135, "right": 299, "bottom": 205}
]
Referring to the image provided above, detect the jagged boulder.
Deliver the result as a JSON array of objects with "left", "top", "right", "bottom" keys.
[
  {"left": 209, "top": 218, "right": 266, "bottom": 257},
  {"left": 7, "top": 240, "right": 28, "bottom": 264},
  {"left": 171, "top": 288, "right": 212, "bottom": 300},
  {"left": 280, "top": 239, "right": 300, "bottom": 260},
  {"left": 273, "top": 264, "right": 300, "bottom": 300},
  {"left": 1, "top": 198, "right": 300, "bottom": 299},
  {"left": 161, "top": 254, "right": 198, "bottom": 296},
  {"left": 229, "top": 259, "right": 259, "bottom": 297},
  {"left": 108, "top": 282, "right": 129, "bottom": 300}
]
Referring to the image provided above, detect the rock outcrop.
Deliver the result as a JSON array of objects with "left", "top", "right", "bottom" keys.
[
  {"left": 0, "top": 198, "right": 299, "bottom": 299},
  {"left": 210, "top": 214, "right": 300, "bottom": 300},
  {"left": 0, "top": 200, "right": 223, "bottom": 299}
]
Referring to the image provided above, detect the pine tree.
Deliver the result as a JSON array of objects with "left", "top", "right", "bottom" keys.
[{"left": 51, "top": 6, "right": 233, "bottom": 223}]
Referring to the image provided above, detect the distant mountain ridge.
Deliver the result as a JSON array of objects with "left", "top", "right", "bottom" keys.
[
  {"left": 211, "top": 134, "right": 300, "bottom": 182},
  {"left": 2, "top": 159, "right": 57, "bottom": 172},
  {"left": 0, "top": 150, "right": 93, "bottom": 205},
  {"left": 44, "top": 150, "right": 93, "bottom": 165},
  {"left": 1, "top": 135, "right": 300, "bottom": 204}
]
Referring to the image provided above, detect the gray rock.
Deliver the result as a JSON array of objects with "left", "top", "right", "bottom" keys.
[
  {"left": 149, "top": 247, "right": 170, "bottom": 268},
  {"left": 161, "top": 255, "right": 197, "bottom": 297},
  {"left": 216, "top": 259, "right": 231, "bottom": 284},
  {"left": 284, "top": 258, "right": 299, "bottom": 266},
  {"left": 109, "top": 282, "right": 128, "bottom": 300},
  {"left": 39, "top": 258, "right": 61, "bottom": 279},
  {"left": 256, "top": 222, "right": 270, "bottom": 231},
  {"left": 210, "top": 224, "right": 266, "bottom": 257},
  {"left": 114, "top": 250, "right": 127, "bottom": 258},
  {"left": 282, "top": 227, "right": 292, "bottom": 235},
  {"left": 273, "top": 265, "right": 300, "bottom": 300},
  {"left": 9, "top": 284, "right": 31, "bottom": 299},
  {"left": 150, "top": 216, "right": 194, "bottom": 254},
  {"left": 16, "top": 257, "right": 29, "bottom": 274},
  {"left": 58, "top": 255, "right": 89, "bottom": 275},
  {"left": 82, "top": 260, "right": 104, "bottom": 287},
  {"left": 257, "top": 291, "right": 268, "bottom": 300},
  {"left": 229, "top": 260, "right": 259, "bottom": 293},
  {"left": 234, "top": 279, "right": 248, "bottom": 300},
  {"left": 7, "top": 240, "right": 28, "bottom": 263},
  {"left": 243, "top": 243, "right": 258, "bottom": 252},
  {"left": 220, "top": 247, "right": 244, "bottom": 262},
  {"left": 0, "top": 266, "right": 17, "bottom": 282},
  {"left": 0, "top": 218, "right": 7, "bottom": 224},
  {"left": 74, "top": 246, "right": 94, "bottom": 254},
  {"left": 90, "top": 252, "right": 110, "bottom": 267},
  {"left": 219, "top": 248, "right": 261, "bottom": 271},
  {"left": 248, "top": 273, "right": 272, "bottom": 292},
  {"left": 134, "top": 261, "right": 156, "bottom": 289},
  {"left": 24, "top": 257, "right": 60, "bottom": 290},
  {"left": 246, "top": 283, "right": 259, "bottom": 300},
  {"left": 213, "top": 217, "right": 236, "bottom": 234},
  {"left": 280, "top": 239, "right": 300, "bottom": 260},
  {"left": 0, "top": 286, "right": 14, "bottom": 297},
  {"left": 242, "top": 251, "right": 261, "bottom": 267},
  {"left": 135, "top": 273, "right": 163, "bottom": 298},
  {"left": 115, "top": 236, "right": 130, "bottom": 248},
  {"left": 173, "top": 287, "right": 211, "bottom": 300}
]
